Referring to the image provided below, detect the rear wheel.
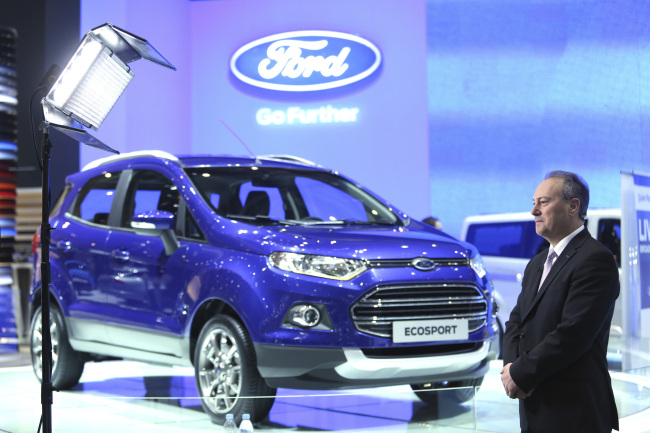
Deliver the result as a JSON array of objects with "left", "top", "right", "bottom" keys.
[
  {"left": 30, "top": 305, "right": 85, "bottom": 389},
  {"left": 194, "top": 315, "right": 276, "bottom": 424},
  {"left": 411, "top": 377, "right": 483, "bottom": 405}
]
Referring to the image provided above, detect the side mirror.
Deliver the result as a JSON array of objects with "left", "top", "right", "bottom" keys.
[
  {"left": 132, "top": 210, "right": 175, "bottom": 231},
  {"left": 131, "top": 210, "right": 179, "bottom": 255}
]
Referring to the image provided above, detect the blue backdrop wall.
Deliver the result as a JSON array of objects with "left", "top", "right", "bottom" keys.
[
  {"left": 427, "top": 0, "right": 650, "bottom": 236},
  {"left": 79, "top": 0, "right": 650, "bottom": 238}
]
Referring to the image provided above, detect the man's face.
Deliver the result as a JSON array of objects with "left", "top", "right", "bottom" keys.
[{"left": 531, "top": 178, "right": 575, "bottom": 245}]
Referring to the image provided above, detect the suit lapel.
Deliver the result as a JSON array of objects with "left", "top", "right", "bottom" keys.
[
  {"left": 521, "top": 229, "right": 590, "bottom": 321},
  {"left": 520, "top": 255, "right": 545, "bottom": 314}
]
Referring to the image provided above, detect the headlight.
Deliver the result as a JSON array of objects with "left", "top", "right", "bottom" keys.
[
  {"left": 269, "top": 252, "right": 367, "bottom": 280},
  {"left": 491, "top": 295, "right": 500, "bottom": 322},
  {"left": 469, "top": 253, "right": 487, "bottom": 278}
]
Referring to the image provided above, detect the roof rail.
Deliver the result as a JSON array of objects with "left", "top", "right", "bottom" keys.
[
  {"left": 259, "top": 154, "right": 319, "bottom": 166},
  {"left": 82, "top": 150, "right": 179, "bottom": 171}
]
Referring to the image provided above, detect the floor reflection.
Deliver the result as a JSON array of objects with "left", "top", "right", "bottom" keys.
[{"left": 1, "top": 359, "right": 650, "bottom": 432}]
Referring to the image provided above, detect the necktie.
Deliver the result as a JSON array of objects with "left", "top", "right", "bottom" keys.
[{"left": 539, "top": 249, "right": 557, "bottom": 290}]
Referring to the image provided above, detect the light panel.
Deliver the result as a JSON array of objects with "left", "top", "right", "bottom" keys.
[{"left": 44, "top": 35, "right": 134, "bottom": 130}]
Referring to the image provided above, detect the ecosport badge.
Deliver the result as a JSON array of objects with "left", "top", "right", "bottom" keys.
[{"left": 230, "top": 30, "right": 382, "bottom": 92}]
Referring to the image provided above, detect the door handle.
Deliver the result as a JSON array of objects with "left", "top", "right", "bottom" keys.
[
  {"left": 112, "top": 248, "right": 130, "bottom": 263},
  {"left": 55, "top": 240, "right": 72, "bottom": 252}
]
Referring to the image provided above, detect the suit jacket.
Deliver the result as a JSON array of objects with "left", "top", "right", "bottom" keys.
[{"left": 503, "top": 229, "right": 620, "bottom": 433}]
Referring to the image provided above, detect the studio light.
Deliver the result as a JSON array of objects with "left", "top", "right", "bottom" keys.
[
  {"left": 43, "top": 35, "right": 134, "bottom": 130},
  {"left": 35, "top": 23, "right": 175, "bottom": 433},
  {"left": 41, "top": 23, "right": 176, "bottom": 148}
]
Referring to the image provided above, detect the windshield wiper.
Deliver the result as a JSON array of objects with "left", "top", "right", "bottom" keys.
[
  {"left": 306, "top": 219, "right": 394, "bottom": 226},
  {"left": 226, "top": 214, "right": 272, "bottom": 222},
  {"left": 225, "top": 215, "right": 395, "bottom": 227},
  {"left": 226, "top": 214, "right": 306, "bottom": 226}
]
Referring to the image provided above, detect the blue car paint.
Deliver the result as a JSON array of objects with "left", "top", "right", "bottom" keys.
[{"left": 31, "top": 152, "right": 497, "bottom": 385}]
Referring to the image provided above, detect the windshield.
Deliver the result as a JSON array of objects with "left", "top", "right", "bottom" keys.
[{"left": 185, "top": 166, "right": 399, "bottom": 226}]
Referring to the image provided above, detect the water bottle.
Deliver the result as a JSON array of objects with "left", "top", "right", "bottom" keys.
[
  {"left": 223, "top": 414, "right": 237, "bottom": 433},
  {"left": 239, "top": 413, "right": 254, "bottom": 433}
]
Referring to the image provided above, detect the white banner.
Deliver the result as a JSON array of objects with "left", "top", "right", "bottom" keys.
[{"left": 621, "top": 171, "right": 650, "bottom": 370}]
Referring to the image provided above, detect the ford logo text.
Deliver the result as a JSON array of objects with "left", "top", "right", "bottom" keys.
[{"left": 230, "top": 30, "right": 382, "bottom": 92}]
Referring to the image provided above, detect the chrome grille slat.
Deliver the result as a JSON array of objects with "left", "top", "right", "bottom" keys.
[
  {"left": 350, "top": 283, "right": 488, "bottom": 339},
  {"left": 352, "top": 309, "right": 487, "bottom": 320},
  {"left": 366, "top": 258, "right": 470, "bottom": 268},
  {"left": 355, "top": 296, "right": 483, "bottom": 305},
  {"left": 356, "top": 283, "right": 479, "bottom": 300},
  {"left": 352, "top": 311, "right": 486, "bottom": 323}
]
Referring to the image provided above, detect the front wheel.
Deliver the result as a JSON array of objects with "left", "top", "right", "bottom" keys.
[
  {"left": 30, "top": 305, "right": 85, "bottom": 390},
  {"left": 411, "top": 377, "right": 483, "bottom": 405},
  {"left": 194, "top": 315, "right": 276, "bottom": 424}
]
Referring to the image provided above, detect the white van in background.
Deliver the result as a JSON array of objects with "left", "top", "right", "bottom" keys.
[{"left": 459, "top": 209, "right": 622, "bottom": 358}]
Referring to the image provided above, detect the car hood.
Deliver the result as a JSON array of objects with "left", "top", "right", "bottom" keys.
[{"left": 223, "top": 222, "right": 471, "bottom": 260}]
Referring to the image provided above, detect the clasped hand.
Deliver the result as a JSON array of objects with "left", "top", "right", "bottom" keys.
[{"left": 500, "top": 363, "right": 534, "bottom": 400}]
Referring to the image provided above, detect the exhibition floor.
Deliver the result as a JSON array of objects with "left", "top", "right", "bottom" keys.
[{"left": 2, "top": 346, "right": 650, "bottom": 433}]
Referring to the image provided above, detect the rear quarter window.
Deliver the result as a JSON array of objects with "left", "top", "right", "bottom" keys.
[{"left": 70, "top": 172, "right": 120, "bottom": 225}]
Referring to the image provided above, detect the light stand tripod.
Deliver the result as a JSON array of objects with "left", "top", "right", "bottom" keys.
[
  {"left": 39, "top": 127, "right": 54, "bottom": 433},
  {"left": 37, "top": 123, "right": 119, "bottom": 433}
]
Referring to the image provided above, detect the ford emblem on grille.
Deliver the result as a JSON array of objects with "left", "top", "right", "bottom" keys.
[
  {"left": 230, "top": 30, "right": 382, "bottom": 92},
  {"left": 411, "top": 258, "right": 437, "bottom": 271}
]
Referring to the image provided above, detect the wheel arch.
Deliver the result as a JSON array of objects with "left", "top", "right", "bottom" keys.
[
  {"left": 188, "top": 298, "right": 243, "bottom": 366},
  {"left": 29, "top": 284, "right": 65, "bottom": 323}
]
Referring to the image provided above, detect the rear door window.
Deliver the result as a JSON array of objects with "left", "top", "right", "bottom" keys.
[{"left": 596, "top": 218, "right": 621, "bottom": 267}]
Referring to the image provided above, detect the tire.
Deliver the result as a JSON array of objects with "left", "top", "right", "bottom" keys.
[
  {"left": 411, "top": 377, "right": 483, "bottom": 405},
  {"left": 30, "top": 305, "right": 85, "bottom": 390},
  {"left": 194, "top": 315, "right": 276, "bottom": 424}
]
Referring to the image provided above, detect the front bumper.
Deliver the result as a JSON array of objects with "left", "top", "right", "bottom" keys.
[{"left": 254, "top": 333, "right": 499, "bottom": 390}]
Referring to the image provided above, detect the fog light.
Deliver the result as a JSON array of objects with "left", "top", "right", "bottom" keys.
[
  {"left": 293, "top": 305, "right": 321, "bottom": 327},
  {"left": 282, "top": 303, "right": 333, "bottom": 330}
]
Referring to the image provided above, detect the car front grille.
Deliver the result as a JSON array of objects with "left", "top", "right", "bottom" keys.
[{"left": 350, "top": 283, "right": 488, "bottom": 339}]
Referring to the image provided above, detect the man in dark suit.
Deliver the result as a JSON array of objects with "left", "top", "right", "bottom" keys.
[{"left": 501, "top": 171, "right": 620, "bottom": 433}]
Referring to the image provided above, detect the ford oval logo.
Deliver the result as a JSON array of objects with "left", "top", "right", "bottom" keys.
[
  {"left": 412, "top": 258, "right": 438, "bottom": 272},
  {"left": 230, "top": 30, "right": 382, "bottom": 92}
]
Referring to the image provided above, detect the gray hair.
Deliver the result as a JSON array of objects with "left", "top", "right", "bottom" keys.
[{"left": 545, "top": 170, "right": 590, "bottom": 220}]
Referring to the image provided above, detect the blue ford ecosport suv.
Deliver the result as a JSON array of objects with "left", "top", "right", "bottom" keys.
[{"left": 30, "top": 151, "right": 499, "bottom": 424}]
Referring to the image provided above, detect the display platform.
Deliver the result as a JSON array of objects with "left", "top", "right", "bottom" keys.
[{"left": 1, "top": 351, "right": 650, "bottom": 433}]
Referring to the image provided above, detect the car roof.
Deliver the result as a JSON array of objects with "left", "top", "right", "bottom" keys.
[
  {"left": 81, "top": 150, "right": 326, "bottom": 172},
  {"left": 179, "top": 154, "right": 323, "bottom": 170}
]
